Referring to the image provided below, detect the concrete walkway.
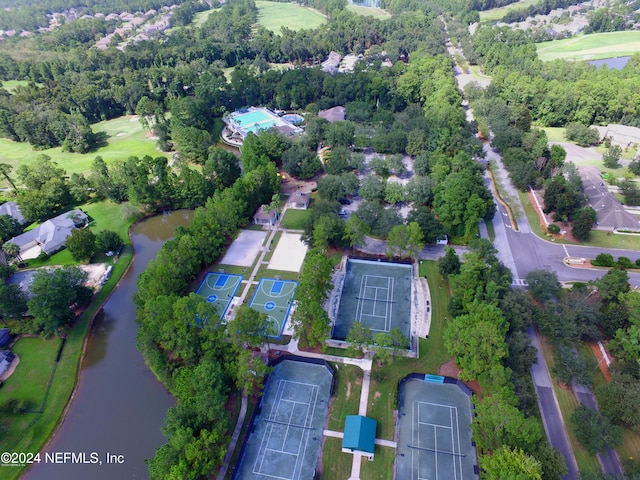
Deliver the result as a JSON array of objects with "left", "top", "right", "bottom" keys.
[
  {"left": 216, "top": 394, "right": 248, "bottom": 480},
  {"left": 281, "top": 339, "right": 394, "bottom": 480}
]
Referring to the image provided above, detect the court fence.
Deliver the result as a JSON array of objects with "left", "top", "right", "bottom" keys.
[{"left": 231, "top": 356, "right": 335, "bottom": 480}]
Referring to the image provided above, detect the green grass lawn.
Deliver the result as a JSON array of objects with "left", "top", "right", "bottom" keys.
[
  {"left": 255, "top": 265, "right": 300, "bottom": 281},
  {"left": 367, "top": 261, "right": 451, "bottom": 440},
  {"left": 1, "top": 80, "right": 43, "bottom": 93},
  {"left": 479, "top": 0, "right": 539, "bottom": 23},
  {"left": 193, "top": 7, "right": 216, "bottom": 26},
  {"left": 13, "top": 201, "right": 135, "bottom": 269},
  {"left": 536, "top": 31, "right": 640, "bottom": 62},
  {"left": 346, "top": 4, "right": 392, "bottom": 18},
  {"left": 0, "top": 116, "right": 162, "bottom": 188},
  {"left": 539, "top": 126, "right": 567, "bottom": 143},
  {"left": 255, "top": 1, "right": 327, "bottom": 33},
  {"left": 1, "top": 337, "right": 61, "bottom": 410},
  {"left": 321, "top": 437, "right": 354, "bottom": 479},
  {"left": 327, "top": 363, "right": 362, "bottom": 431},
  {"left": 360, "top": 444, "right": 395, "bottom": 480},
  {"left": 281, "top": 209, "right": 310, "bottom": 230}
]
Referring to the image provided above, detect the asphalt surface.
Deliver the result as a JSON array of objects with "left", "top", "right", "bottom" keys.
[
  {"left": 572, "top": 383, "right": 624, "bottom": 476},
  {"left": 527, "top": 328, "right": 579, "bottom": 479}
]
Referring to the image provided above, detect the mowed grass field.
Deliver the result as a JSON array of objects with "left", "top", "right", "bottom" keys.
[
  {"left": 1, "top": 80, "right": 43, "bottom": 92},
  {"left": 346, "top": 4, "right": 392, "bottom": 18},
  {"left": 479, "top": 0, "right": 539, "bottom": 23},
  {"left": 536, "top": 31, "right": 640, "bottom": 61},
  {"left": 255, "top": 1, "right": 326, "bottom": 32},
  {"left": 0, "top": 115, "right": 161, "bottom": 187}
]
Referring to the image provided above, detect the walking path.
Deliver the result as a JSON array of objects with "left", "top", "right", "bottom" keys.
[{"left": 216, "top": 395, "right": 248, "bottom": 480}]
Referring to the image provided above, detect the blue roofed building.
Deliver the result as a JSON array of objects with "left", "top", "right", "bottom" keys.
[{"left": 342, "top": 415, "right": 377, "bottom": 460}]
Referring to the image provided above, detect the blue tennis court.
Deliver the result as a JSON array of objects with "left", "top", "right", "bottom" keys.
[
  {"left": 195, "top": 272, "right": 243, "bottom": 320},
  {"left": 249, "top": 278, "right": 297, "bottom": 339}
]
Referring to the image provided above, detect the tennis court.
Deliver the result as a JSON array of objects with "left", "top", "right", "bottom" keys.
[
  {"left": 249, "top": 278, "right": 297, "bottom": 338},
  {"left": 234, "top": 359, "right": 334, "bottom": 480},
  {"left": 195, "top": 272, "right": 243, "bottom": 321},
  {"left": 396, "top": 376, "right": 478, "bottom": 480},
  {"left": 332, "top": 258, "right": 412, "bottom": 341}
]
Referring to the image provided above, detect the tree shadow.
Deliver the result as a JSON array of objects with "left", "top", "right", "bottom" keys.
[{"left": 91, "top": 131, "right": 110, "bottom": 151}]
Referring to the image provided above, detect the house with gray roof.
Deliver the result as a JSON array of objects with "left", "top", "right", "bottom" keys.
[
  {"left": 0, "top": 202, "right": 26, "bottom": 225},
  {"left": 8, "top": 210, "right": 88, "bottom": 258}
]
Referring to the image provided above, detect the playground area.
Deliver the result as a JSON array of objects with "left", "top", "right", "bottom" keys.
[
  {"left": 233, "top": 359, "right": 334, "bottom": 480},
  {"left": 332, "top": 259, "right": 413, "bottom": 341},
  {"left": 249, "top": 278, "right": 298, "bottom": 338},
  {"left": 220, "top": 230, "right": 267, "bottom": 267},
  {"left": 396, "top": 376, "right": 478, "bottom": 480},
  {"left": 195, "top": 272, "right": 243, "bottom": 321},
  {"left": 268, "top": 232, "right": 308, "bottom": 272}
]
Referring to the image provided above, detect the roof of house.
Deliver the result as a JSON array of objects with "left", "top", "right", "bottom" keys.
[
  {"left": 0, "top": 202, "right": 26, "bottom": 224},
  {"left": 0, "top": 328, "right": 10, "bottom": 348},
  {"left": 342, "top": 415, "right": 377, "bottom": 454},
  {"left": 318, "top": 106, "right": 346, "bottom": 123},
  {"left": 9, "top": 209, "right": 88, "bottom": 254},
  {"left": 289, "top": 192, "right": 310, "bottom": 205},
  {"left": 253, "top": 205, "right": 277, "bottom": 221}
]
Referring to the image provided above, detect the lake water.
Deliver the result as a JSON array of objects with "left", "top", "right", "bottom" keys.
[
  {"left": 589, "top": 56, "right": 631, "bottom": 69},
  {"left": 24, "top": 210, "right": 194, "bottom": 480}
]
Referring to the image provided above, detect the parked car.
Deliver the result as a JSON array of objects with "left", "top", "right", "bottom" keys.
[{"left": 338, "top": 198, "right": 351, "bottom": 205}]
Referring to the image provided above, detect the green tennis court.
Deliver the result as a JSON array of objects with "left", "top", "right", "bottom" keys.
[
  {"left": 195, "top": 272, "right": 243, "bottom": 320},
  {"left": 396, "top": 376, "right": 478, "bottom": 480},
  {"left": 333, "top": 258, "right": 413, "bottom": 341},
  {"left": 233, "top": 359, "right": 334, "bottom": 480},
  {"left": 249, "top": 278, "right": 297, "bottom": 338}
]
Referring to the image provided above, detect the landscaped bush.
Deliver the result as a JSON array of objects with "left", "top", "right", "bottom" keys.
[
  {"left": 547, "top": 223, "right": 560, "bottom": 234},
  {"left": 616, "top": 256, "right": 634, "bottom": 269},
  {"left": 636, "top": 258, "right": 640, "bottom": 268},
  {"left": 593, "top": 253, "right": 614, "bottom": 267}
]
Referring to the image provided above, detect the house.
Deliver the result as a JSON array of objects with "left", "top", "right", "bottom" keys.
[
  {"left": 318, "top": 106, "right": 346, "bottom": 123},
  {"left": 288, "top": 192, "right": 310, "bottom": 210},
  {"left": 0, "top": 202, "right": 26, "bottom": 225},
  {"left": 253, "top": 205, "right": 279, "bottom": 226},
  {"left": 8, "top": 209, "right": 89, "bottom": 259},
  {"left": 342, "top": 415, "right": 377, "bottom": 460},
  {"left": 321, "top": 51, "right": 342, "bottom": 73},
  {"left": 0, "top": 350, "right": 15, "bottom": 376},
  {"left": 0, "top": 328, "right": 10, "bottom": 348}
]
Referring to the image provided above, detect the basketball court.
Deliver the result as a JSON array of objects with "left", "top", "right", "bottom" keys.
[
  {"left": 195, "top": 272, "right": 243, "bottom": 321},
  {"left": 249, "top": 278, "right": 297, "bottom": 338},
  {"left": 332, "top": 259, "right": 412, "bottom": 341},
  {"left": 396, "top": 376, "right": 478, "bottom": 480},
  {"left": 233, "top": 359, "right": 333, "bottom": 480},
  {"left": 220, "top": 230, "right": 267, "bottom": 267},
  {"left": 268, "top": 232, "right": 308, "bottom": 272}
]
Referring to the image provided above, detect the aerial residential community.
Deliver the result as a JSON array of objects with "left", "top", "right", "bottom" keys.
[{"left": 1, "top": 0, "right": 640, "bottom": 479}]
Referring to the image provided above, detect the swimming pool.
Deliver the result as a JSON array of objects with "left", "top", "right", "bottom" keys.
[
  {"left": 245, "top": 119, "right": 278, "bottom": 133},
  {"left": 234, "top": 110, "right": 274, "bottom": 127},
  {"left": 282, "top": 114, "right": 304, "bottom": 124}
]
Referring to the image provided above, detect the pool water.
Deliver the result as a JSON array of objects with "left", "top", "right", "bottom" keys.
[
  {"left": 245, "top": 119, "right": 278, "bottom": 133},
  {"left": 234, "top": 110, "right": 273, "bottom": 127}
]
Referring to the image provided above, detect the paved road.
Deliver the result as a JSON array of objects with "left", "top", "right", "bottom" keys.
[
  {"left": 528, "top": 329, "right": 579, "bottom": 480},
  {"left": 572, "top": 383, "right": 624, "bottom": 476}
]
